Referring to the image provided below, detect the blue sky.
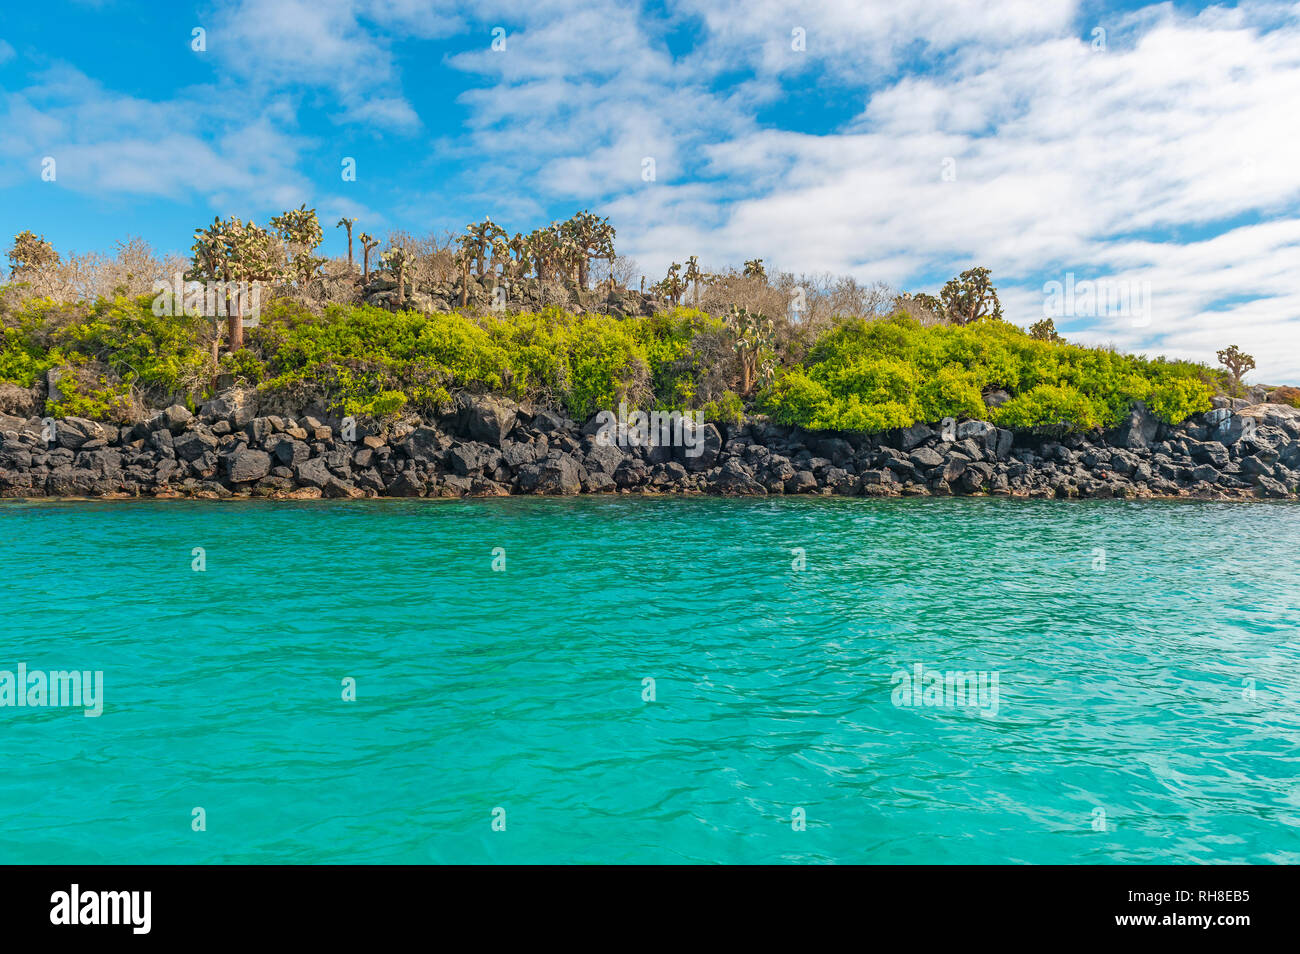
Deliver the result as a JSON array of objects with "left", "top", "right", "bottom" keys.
[{"left": 2, "top": 0, "right": 1299, "bottom": 380}]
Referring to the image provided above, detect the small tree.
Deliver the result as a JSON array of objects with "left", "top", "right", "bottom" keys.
[
  {"left": 1217, "top": 345, "right": 1255, "bottom": 394},
  {"left": 336, "top": 217, "right": 357, "bottom": 268},
  {"left": 725, "top": 305, "right": 776, "bottom": 396},
  {"left": 1029, "top": 317, "right": 1063, "bottom": 342},
  {"left": 455, "top": 235, "right": 478, "bottom": 306},
  {"left": 189, "top": 217, "right": 280, "bottom": 356},
  {"left": 558, "top": 210, "right": 615, "bottom": 289},
  {"left": 507, "top": 232, "right": 528, "bottom": 281},
  {"left": 271, "top": 205, "right": 325, "bottom": 287},
  {"left": 359, "top": 232, "right": 379, "bottom": 283},
  {"left": 227, "top": 221, "right": 280, "bottom": 350},
  {"left": 655, "top": 263, "right": 686, "bottom": 306},
  {"left": 6, "top": 230, "right": 60, "bottom": 281},
  {"left": 743, "top": 258, "right": 766, "bottom": 281},
  {"left": 524, "top": 226, "right": 559, "bottom": 283},
  {"left": 684, "top": 255, "right": 702, "bottom": 306},
  {"left": 464, "top": 219, "right": 506, "bottom": 278},
  {"left": 940, "top": 267, "right": 1002, "bottom": 325}
]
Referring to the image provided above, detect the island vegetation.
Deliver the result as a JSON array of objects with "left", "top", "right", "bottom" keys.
[{"left": 4, "top": 207, "right": 1280, "bottom": 440}]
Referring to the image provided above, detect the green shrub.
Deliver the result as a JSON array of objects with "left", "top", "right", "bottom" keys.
[
  {"left": 916, "top": 365, "right": 986, "bottom": 422},
  {"left": 762, "top": 314, "right": 1213, "bottom": 434},
  {"left": 45, "top": 355, "right": 134, "bottom": 422},
  {"left": 700, "top": 390, "right": 745, "bottom": 427},
  {"left": 0, "top": 325, "right": 58, "bottom": 387},
  {"left": 992, "top": 384, "right": 1101, "bottom": 434}
]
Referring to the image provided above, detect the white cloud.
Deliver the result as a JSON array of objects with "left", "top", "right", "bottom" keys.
[{"left": 0, "top": 65, "right": 319, "bottom": 212}]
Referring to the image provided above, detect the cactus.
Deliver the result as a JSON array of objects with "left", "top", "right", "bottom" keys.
[
  {"left": 559, "top": 210, "right": 615, "bottom": 289},
  {"left": 380, "top": 246, "right": 409, "bottom": 307},
  {"left": 725, "top": 305, "right": 777, "bottom": 396},
  {"left": 654, "top": 262, "right": 686, "bottom": 306},
  {"left": 270, "top": 204, "right": 325, "bottom": 287},
  {"left": 358, "top": 232, "right": 379, "bottom": 283},
  {"left": 1217, "top": 345, "right": 1255, "bottom": 394},
  {"left": 464, "top": 219, "right": 507, "bottom": 278},
  {"left": 508, "top": 232, "right": 527, "bottom": 281},
  {"left": 684, "top": 256, "right": 702, "bottom": 306},
  {"left": 939, "top": 266, "right": 1002, "bottom": 326},
  {"left": 189, "top": 216, "right": 283, "bottom": 354},
  {"left": 336, "top": 217, "right": 357, "bottom": 268},
  {"left": 743, "top": 258, "right": 766, "bottom": 281},
  {"left": 1029, "top": 317, "right": 1062, "bottom": 342}
]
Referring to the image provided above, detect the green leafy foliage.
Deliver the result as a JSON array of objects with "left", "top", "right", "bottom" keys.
[
  {"left": 991, "top": 384, "right": 1102, "bottom": 434},
  {"left": 1, "top": 296, "right": 1215, "bottom": 434},
  {"left": 760, "top": 314, "right": 1212, "bottom": 433},
  {"left": 700, "top": 390, "right": 745, "bottom": 427}
]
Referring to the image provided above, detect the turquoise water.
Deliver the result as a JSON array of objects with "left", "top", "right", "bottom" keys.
[{"left": 1, "top": 497, "right": 1298, "bottom": 864}]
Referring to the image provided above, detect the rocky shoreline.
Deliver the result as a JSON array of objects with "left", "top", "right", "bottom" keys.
[{"left": 2, "top": 389, "right": 1299, "bottom": 501}]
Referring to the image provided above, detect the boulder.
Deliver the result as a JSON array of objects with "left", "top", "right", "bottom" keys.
[
  {"left": 679, "top": 422, "right": 722, "bottom": 472},
  {"left": 54, "top": 417, "right": 105, "bottom": 451},
  {"left": 956, "top": 419, "right": 996, "bottom": 447},
  {"left": 321, "top": 475, "right": 361, "bottom": 499},
  {"left": 518, "top": 455, "right": 582, "bottom": 495},
  {"left": 199, "top": 388, "right": 255, "bottom": 427},
  {"left": 1237, "top": 403, "right": 1300, "bottom": 440},
  {"left": 809, "top": 436, "right": 853, "bottom": 465},
  {"left": 225, "top": 448, "right": 271, "bottom": 483},
  {"left": 909, "top": 447, "right": 944, "bottom": 469},
  {"left": 530, "top": 408, "right": 574, "bottom": 435},
  {"left": 402, "top": 426, "right": 444, "bottom": 462},
  {"left": 785, "top": 470, "right": 818, "bottom": 494},
  {"left": 457, "top": 394, "right": 518, "bottom": 446},
  {"left": 584, "top": 440, "right": 626, "bottom": 475},
  {"left": 959, "top": 461, "right": 993, "bottom": 492},
  {"left": 267, "top": 435, "right": 310, "bottom": 466},
  {"left": 715, "top": 458, "right": 765, "bottom": 495},
  {"left": 501, "top": 439, "right": 546, "bottom": 470},
  {"left": 161, "top": 404, "right": 193, "bottom": 433},
  {"left": 614, "top": 458, "right": 648, "bottom": 489},
  {"left": 385, "top": 470, "right": 426, "bottom": 497},
  {"left": 173, "top": 430, "right": 219, "bottom": 462},
  {"left": 293, "top": 457, "right": 333, "bottom": 489},
  {"left": 1107, "top": 401, "right": 1159, "bottom": 449},
  {"left": 1253, "top": 476, "right": 1288, "bottom": 499},
  {"left": 898, "top": 423, "right": 933, "bottom": 451},
  {"left": 0, "top": 383, "right": 39, "bottom": 418},
  {"left": 1189, "top": 441, "right": 1230, "bottom": 468}
]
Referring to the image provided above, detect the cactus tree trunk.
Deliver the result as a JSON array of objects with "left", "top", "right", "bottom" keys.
[{"left": 228, "top": 295, "right": 244, "bottom": 351}]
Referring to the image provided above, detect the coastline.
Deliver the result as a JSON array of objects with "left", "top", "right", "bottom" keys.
[{"left": 4, "top": 389, "right": 1299, "bottom": 503}]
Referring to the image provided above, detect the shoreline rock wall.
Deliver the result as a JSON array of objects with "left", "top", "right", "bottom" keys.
[{"left": 2, "top": 391, "right": 1299, "bottom": 501}]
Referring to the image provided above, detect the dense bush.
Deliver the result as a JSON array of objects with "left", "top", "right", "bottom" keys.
[
  {"left": 0, "top": 294, "right": 210, "bottom": 420},
  {"left": 760, "top": 315, "right": 1213, "bottom": 433},
  {"left": 0, "top": 295, "right": 1215, "bottom": 434}
]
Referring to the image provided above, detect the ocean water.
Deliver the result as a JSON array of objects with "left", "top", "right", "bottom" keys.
[{"left": 1, "top": 496, "right": 1298, "bottom": 865}]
